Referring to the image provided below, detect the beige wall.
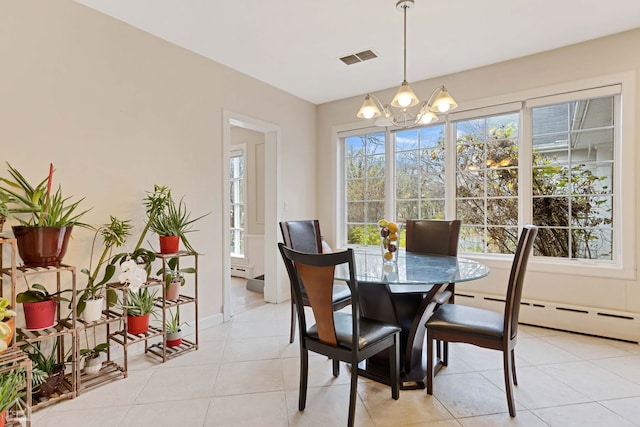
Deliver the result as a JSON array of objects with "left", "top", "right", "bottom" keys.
[
  {"left": 316, "top": 29, "right": 640, "bottom": 336},
  {"left": 1, "top": 1, "right": 316, "bottom": 322}
]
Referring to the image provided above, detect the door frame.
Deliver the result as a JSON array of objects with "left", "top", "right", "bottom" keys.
[{"left": 222, "top": 110, "right": 283, "bottom": 321}]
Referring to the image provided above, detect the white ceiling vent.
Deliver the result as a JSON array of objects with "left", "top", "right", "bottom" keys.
[{"left": 339, "top": 50, "right": 378, "bottom": 65}]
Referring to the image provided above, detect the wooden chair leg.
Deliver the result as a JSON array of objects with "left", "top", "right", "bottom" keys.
[
  {"left": 511, "top": 349, "right": 518, "bottom": 386},
  {"left": 442, "top": 341, "right": 448, "bottom": 366},
  {"left": 299, "top": 347, "right": 308, "bottom": 411},
  {"left": 426, "top": 331, "right": 434, "bottom": 395},
  {"left": 332, "top": 359, "right": 340, "bottom": 377},
  {"left": 503, "top": 349, "right": 516, "bottom": 417},
  {"left": 348, "top": 357, "right": 358, "bottom": 427},
  {"left": 289, "top": 300, "right": 296, "bottom": 343},
  {"left": 390, "top": 333, "right": 400, "bottom": 400}
]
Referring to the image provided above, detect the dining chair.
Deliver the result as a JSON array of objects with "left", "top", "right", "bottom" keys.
[
  {"left": 279, "top": 220, "right": 352, "bottom": 343},
  {"left": 278, "top": 243, "right": 400, "bottom": 427},
  {"left": 425, "top": 225, "right": 538, "bottom": 417},
  {"left": 405, "top": 219, "right": 461, "bottom": 363}
]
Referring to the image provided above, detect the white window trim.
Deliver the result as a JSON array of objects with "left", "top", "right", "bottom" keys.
[{"left": 230, "top": 144, "right": 247, "bottom": 259}]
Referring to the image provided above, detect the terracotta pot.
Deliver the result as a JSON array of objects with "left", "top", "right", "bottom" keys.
[
  {"left": 35, "top": 366, "right": 65, "bottom": 398},
  {"left": 159, "top": 235, "right": 179, "bottom": 254},
  {"left": 127, "top": 314, "right": 150, "bottom": 335},
  {"left": 13, "top": 225, "right": 73, "bottom": 267},
  {"left": 22, "top": 300, "right": 56, "bottom": 329},
  {"left": 0, "top": 409, "right": 5, "bottom": 427},
  {"left": 83, "top": 297, "right": 104, "bottom": 323},
  {"left": 165, "top": 281, "right": 180, "bottom": 301},
  {"left": 166, "top": 330, "right": 182, "bottom": 347}
]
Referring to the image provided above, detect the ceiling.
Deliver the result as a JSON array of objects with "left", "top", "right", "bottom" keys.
[{"left": 75, "top": 0, "right": 640, "bottom": 105}]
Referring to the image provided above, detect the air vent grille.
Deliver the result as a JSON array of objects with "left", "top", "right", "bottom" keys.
[{"left": 339, "top": 49, "right": 378, "bottom": 65}]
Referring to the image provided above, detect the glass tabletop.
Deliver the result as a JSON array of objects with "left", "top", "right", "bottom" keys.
[{"left": 334, "top": 248, "right": 490, "bottom": 285}]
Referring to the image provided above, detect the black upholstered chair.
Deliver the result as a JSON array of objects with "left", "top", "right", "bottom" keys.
[
  {"left": 279, "top": 220, "right": 351, "bottom": 343},
  {"left": 278, "top": 243, "right": 400, "bottom": 427},
  {"left": 425, "top": 225, "right": 538, "bottom": 417},
  {"left": 405, "top": 219, "right": 461, "bottom": 362}
]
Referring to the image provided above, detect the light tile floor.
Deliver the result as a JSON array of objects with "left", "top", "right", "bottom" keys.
[{"left": 31, "top": 302, "right": 640, "bottom": 426}]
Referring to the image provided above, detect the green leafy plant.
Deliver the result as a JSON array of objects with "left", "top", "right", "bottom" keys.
[
  {"left": 0, "top": 369, "right": 26, "bottom": 414},
  {"left": 110, "top": 185, "right": 169, "bottom": 275},
  {"left": 16, "top": 283, "right": 72, "bottom": 304},
  {"left": 0, "top": 162, "right": 91, "bottom": 228},
  {"left": 79, "top": 342, "right": 109, "bottom": 361},
  {"left": 165, "top": 307, "right": 188, "bottom": 334},
  {"left": 77, "top": 216, "right": 132, "bottom": 316},
  {"left": 22, "top": 340, "right": 65, "bottom": 393},
  {"left": 149, "top": 195, "right": 210, "bottom": 253},
  {"left": 0, "top": 297, "right": 16, "bottom": 320},
  {"left": 120, "top": 288, "right": 157, "bottom": 317},
  {"left": 156, "top": 257, "right": 195, "bottom": 292}
]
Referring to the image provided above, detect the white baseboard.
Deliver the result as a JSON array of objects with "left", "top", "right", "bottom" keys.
[
  {"left": 456, "top": 291, "right": 640, "bottom": 343},
  {"left": 230, "top": 265, "right": 254, "bottom": 278}
]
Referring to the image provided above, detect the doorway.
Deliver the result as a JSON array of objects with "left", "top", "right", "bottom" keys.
[{"left": 222, "top": 111, "right": 285, "bottom": 322}]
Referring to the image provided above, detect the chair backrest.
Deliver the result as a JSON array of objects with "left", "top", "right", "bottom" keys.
[
  {"left": 279, "top": 220, "right": 323, "bottom": 254},
  {"left": 504, "top": 225, "right": 538, "bottom": 340},
  {"left": 278, "top": 243, "right": 358, "bottom": 346},
  {"left": 405, "top": 219, "right": 461, "bottom": 256}
]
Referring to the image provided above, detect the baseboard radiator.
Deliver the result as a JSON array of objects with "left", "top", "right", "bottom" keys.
[
  {"left": 230, "top": 265, "right": 254, "bottom": 279},
  {"left": 456, "top": 291, "right": 640, "bottom": 343}
]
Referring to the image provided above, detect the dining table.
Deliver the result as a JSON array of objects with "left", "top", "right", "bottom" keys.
[{"left": 334, "top": 248, "right": 490, "bottom": 390}]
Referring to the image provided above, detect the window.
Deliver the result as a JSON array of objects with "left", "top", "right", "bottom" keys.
[
  {"left": 395, "top": 125, "right": 447, "bottom": 220},
  {"left": 345, "top": 131, "right": 386, "bottom": 245},
  {"left": 230, "top": 150, "right": 245, "bottom": 257},
  {"left": 455, "top": 112, "right": 520, "bottom": 254},
  {"left": 531, "top": 96, "right": 614, "bottom": 260},
  {"left": 340, "top": 84, "right": 624, "bottom": 268}
]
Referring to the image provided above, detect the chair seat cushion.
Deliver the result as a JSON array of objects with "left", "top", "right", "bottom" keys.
[
  {"left": 308, "top": 312, "right": 400, "bottom": 350},
  {"left": 427, "top": 304, "right": 504, "bottom": 340}
]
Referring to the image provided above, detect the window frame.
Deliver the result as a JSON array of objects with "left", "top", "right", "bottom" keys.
[
  {"left": 229, "top": 145, "right": 246, "bottom": 258},
  {"left": 333, "top": 73, "right": 635, "bottom": 280}
]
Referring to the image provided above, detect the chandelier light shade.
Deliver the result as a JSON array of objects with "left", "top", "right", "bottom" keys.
[{"left": 357, "top": 0, "right": 458, "bottom": 127}]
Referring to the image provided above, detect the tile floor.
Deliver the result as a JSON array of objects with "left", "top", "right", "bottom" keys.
[{"left": 30, "top": 300, "right": 640, "bottom": 427}]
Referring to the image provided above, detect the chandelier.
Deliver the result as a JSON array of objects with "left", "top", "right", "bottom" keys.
[{"left": 357, "top": 0, "right": 458, "bottom": 128}]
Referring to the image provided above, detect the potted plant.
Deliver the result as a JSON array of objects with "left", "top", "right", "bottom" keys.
[
  {"left": 0, "top": 369, "right": 26, "bottom": 427},
  {"left": 110, "top": 185, "right": 170, "bottom": 275},
  {"left": 156, "top": 257, "right": 195, "bottom": 301},
  {"left": 120, "top": 287, "right": 157, "bottom": 335},
  {"left": 0, "top": 162, "right": 91, "bottom": 267},
  {"left": 77, "top": 216, "right": 132, "bottom": 323},
  {"left": 79, "top": 342, "right": 109, "bottom": 375},
  {"left": 165, "top": 307, "right": 187, "bottom": 347},
  {"left": 16, "top": 283, "right": 72, "bottom": 330},
  {"left": 23, "top": 340, "right": 66, "bottom": 399},
  {"left": 0, "top": 298, "right": 16, "bottom": 352},
  {"left": 149, "top": 193, "right": 209, "bottom": 254}
]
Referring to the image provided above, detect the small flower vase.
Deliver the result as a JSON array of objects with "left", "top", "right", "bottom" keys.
[{"left": 379, "top": 221, "right": 399, "bottom": 264}]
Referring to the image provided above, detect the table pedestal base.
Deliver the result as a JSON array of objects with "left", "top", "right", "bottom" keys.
[{"left": 357, "top": 282, "right": 448, "bottom": 390}]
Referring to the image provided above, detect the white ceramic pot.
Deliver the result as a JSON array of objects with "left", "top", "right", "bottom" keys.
[
  {"left": 83, "top": 355, "right": 102, "bottom": 375},
  {"left": 83, "top": 297, "right": 104, "bottom": 323}
]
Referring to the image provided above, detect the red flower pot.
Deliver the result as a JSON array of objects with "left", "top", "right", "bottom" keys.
[
  {"left": 13, "top": 225, "right": 73, "bottom": 267},
  {"left": 159, "top": 235, "right": 179, "bottom": 254},
  {"left": 166, "top": 331, "right": 182, "bottom": 347},
  {"left": 22, "top": 300, "right": 56, "bottom": 329},
  {"left": 127, "top": 314, "right": 150, "bottom": 335}
]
